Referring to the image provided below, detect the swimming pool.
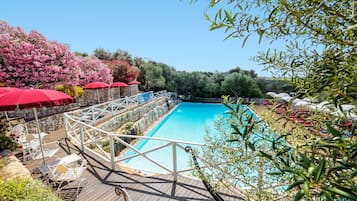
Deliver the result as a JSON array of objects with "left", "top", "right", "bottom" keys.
[{"left": 123, "top": 102, "right": 237, "bottom": 174}]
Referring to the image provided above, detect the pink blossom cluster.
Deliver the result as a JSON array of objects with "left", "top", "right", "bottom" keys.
[
  {"left": 103, "top": 60, "right": 139, "bottom": 83},
  {"left": 77, "top": 56, "right": 112, "bottom": 85},
  {"left": 0, "top": 21, "right": 112, "bottom": 89}
]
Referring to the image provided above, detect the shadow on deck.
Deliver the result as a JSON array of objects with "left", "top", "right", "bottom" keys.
[{"left": 26, "top": 137, "right": 244, "bottom": 201}]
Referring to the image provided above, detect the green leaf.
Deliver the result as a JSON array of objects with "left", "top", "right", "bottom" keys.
[
  {"left": 209, "top": 0, "right": 216, "bottom": 7},
  {"left": 224, "top": 10, "right": 233, "bottom": 23},
  {"left": 204, "top": 14, "right": 211, "bottom": 22},
  {"left": 267, "top": 171, "right": 283, "bottom": 175},
  {"left": 293, "top": 190, "right": 304, "bottom": 201},
  {"left": 314, "top": 159, "right": 325, "bottom": 182},
  {"left": 326, "top": 124, "right": 342, "bottom": 137},
  {"left": 323, "top": 186, "right": 357, "bottom": 200},
  {"left": 286, "top": 180, "right": 304, "bottom": 191},
  {"left": 209, "top": 23, "right": 226, "bottom": 31},
  {"left": 224, "top": 31, "right": 236, "bottom": 40},
  {"left": 268, "top": 7, "right": 278, "bottom": 21},
  {"left": 278, "top": 156, "right": 289, "bottom": 166},
  {"left": 297, "top": 152, "right": 312, "bottom": 169},
  {"left": 242, "top": 34, "right": 251, "bottom": 47},
  {"left": 259, "top": 151, "right": 273, "bottom": 160},
  {"left": 247, "top": 141, "right": 256, "bottom": 151},
  {"left": 217, "top": 8, "right": 222, "bottom": 20},
  {"left": 302, "top": 182, "right": 309, "bottom": 196},
  {"left": 257, "top": 29, "right": 265, "bottom": 44},
  {"left": 323, "top": 191, "right": 333, "bottom": 201}
]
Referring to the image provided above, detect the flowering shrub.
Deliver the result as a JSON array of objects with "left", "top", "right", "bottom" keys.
[
  {"left": 0, "top": 21, "right": 112, "bottom": 89},
  {"left": 104, "top": 60, "right": 139, "bottom": 83},
  {"left": 78, "top": 56, "right": 112, "bottom": 85},
  {"left": 55, "top": 84, "right": 84, "bottom": 97}
]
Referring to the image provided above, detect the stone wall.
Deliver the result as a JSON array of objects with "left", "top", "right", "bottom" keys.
[
  {"left": 90, "top": 97, "right": 177, "bottom": 155},
  {"left": 96, "top": 97, "right": 177, "bottom": 135},
  {"left": 75, "top": 87, "right": 131, "bottom": 106}
]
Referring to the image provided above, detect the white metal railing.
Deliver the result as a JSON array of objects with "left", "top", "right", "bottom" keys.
[
  {"left": 66, "top": 90, "right": 172, "bottom": 124},
  {"left": 64, "top": 111, "right": 211, "bottom": 181},
  {"left": 63, "top": 90, "right": 208, "bottom": 181},
  {"left": 63, "top": 92, "right": 286, "bottom": 193}
]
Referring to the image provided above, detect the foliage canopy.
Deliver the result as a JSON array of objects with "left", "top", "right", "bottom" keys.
[{"left": 206, "top": 0, "right": 357, "bottom": 104}]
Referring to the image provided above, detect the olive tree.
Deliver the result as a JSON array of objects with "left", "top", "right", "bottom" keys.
[
  {"left": 206, "top": 0, "right": 356, "bottom": 104},
  {"left": 190, "top": 1, "right": 357, "bottom": 200},
  {"left": 221, "top": 72, "right": 263, "bottom": 97}
]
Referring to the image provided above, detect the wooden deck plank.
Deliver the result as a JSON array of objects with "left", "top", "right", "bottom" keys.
[{"left": 24, "top": 135, "right": 244, "bottom": 201}]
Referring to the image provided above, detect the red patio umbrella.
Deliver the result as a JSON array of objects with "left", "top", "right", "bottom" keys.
[
  {"left": 0, "top": 87, "right": 23, "bottom": 95},
  {"left": 84, "top": 82, "right": 109, "bottom": 103},
  {"left": 83, "top": 82, "right": 109, "bottom": 89},
  {"left": 128, "top": 80, "right": 141, "bottom": 96},
  {"left": 111, "top": 82, "right": 128, "bottom": 88},
  {"left": 110, "top": 82, "right": 128, "bottom": 99},
  {"left": 0, "top": 89, "right": 74, "bottom": 111},
  {"left": 0, "top": 89, "right": 75, "bottom": 164},
  {"left": 0, "top": 87, "right": 22, "bottom": 120},
  {"left": 128, "top": 80, "right": 141, "bottom": 85}
]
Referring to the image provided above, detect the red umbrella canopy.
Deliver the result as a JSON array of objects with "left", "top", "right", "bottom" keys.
[
  {"left": 128, "top": 80, "right": 141, "bottom": 85},
  {"left": 84, "top": 82, "right": 109, "bottom": 89},
  {"left": 0, "top": 89, "right": 75, "bottom": 112},
  {"left": 111, "top": 82, "right": 128, "bottom": 88},
  {"left": 0, "top": 87, "right": 22, "bottom": 95}
]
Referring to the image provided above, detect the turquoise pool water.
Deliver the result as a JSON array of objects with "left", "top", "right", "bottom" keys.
[{"left": 124, "top": 102, "right": 232, "bottom": 174}]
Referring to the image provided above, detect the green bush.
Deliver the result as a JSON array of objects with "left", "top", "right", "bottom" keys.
[
  {"left": 0, "top": 177, "right": 62, "bottom": 201},
  {"left": 0, "top": 123, "right": 17, "bottom": 151}
]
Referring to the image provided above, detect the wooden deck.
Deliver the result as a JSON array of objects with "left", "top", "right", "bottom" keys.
[{"left": 25, "top": 131, "right": 244, "bottom": 201}]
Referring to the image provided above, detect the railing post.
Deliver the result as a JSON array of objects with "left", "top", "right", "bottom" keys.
[
  {"left": 63, "top": 115, "right": 69, "bottom": 139},
  {"left": 109, "top": 135, "right": 116, "bottom": 170},
  {"left": 172, "top": 142, "right": 177, "bottom": 182},
  {"left": 110, "top": 102, "right": 114, "bottom": 116},
  {"left": 80, "top": 124, "right": 85, "bottom": 154},
  {"left": 91, "top": 108, "right": 95, "bottom": 123},
  {"left": 125, "top": 96, "right": 129, "bottom": 109}
]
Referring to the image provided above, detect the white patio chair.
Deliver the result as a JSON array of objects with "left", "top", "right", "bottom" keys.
[
  {"left": 12, "top": 122, "right": 48, "bottom": 144},
  {"left": 24, "top": 141, "right": 59, "bottom": 161},
  {"left": 47, "top": 156, "right": 88, "bottom": 197},
  {"left": 11, "top": 123, "right": 28, "bottom": 144}
]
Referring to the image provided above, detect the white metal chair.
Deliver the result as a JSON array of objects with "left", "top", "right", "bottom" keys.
[
  {"left": 11, "top": 122, "right": 51, "bottom": 161},
  {"left": 26, "top": 141, "right": 59, "bottom": 161},
  {"left": 12, "top": 122, "right": 48, "bottom": 145},
  {"left": 47, "top": 155, "right": 88, "bottom": 197},
  {"left": 11, "top": 123, "right": 29, "bottom": 145}
]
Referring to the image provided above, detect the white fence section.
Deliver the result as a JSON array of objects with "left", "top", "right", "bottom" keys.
[
  {"left": 64, "top": 91, "right": 286, "bottom": 194},
  {"left": 64, "top": 114, "right": 207, "bottom": 181},
  {"left": 64, "top": 90, "right": 206, "bottom": 181},
  {"left": 65, "top": 90, "right": 173, "bottom": 125}
]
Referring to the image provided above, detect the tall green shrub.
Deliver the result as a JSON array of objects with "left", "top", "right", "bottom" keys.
[
  {"left": 0, "top": 178, "right": 62, "bottom": 201},
  {"left": 0, "top": 123, "right": 17, "bottom": 151}
]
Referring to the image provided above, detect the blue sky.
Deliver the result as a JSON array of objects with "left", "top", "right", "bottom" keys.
[{"left": 1, "top": 0, "right": 276, "bottom": 76}]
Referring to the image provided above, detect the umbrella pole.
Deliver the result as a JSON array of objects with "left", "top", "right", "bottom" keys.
[
  {"left": 97, "top": 89, "right": 100, "bottom": 104},
  {"left": 4, "top": 112, "right": 9, "bottom": 121},
  {"left": 33, "top": 108, "right": 46, "bottom": 165},
  {"left": 108, "top": 87, "right": 111, "bottom": 101}
]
